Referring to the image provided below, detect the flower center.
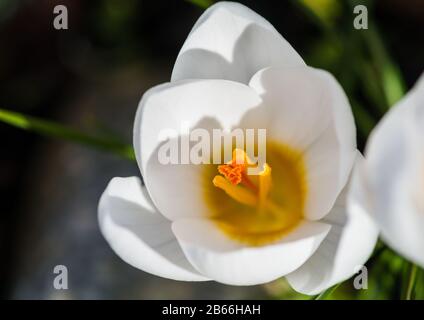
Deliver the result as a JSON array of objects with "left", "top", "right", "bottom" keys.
[
  {"left": 213, "top": 149, "right": 275, "bottom": 214},
  {"left": 203, "top": 141, "right": 307, "bottom": 246}
]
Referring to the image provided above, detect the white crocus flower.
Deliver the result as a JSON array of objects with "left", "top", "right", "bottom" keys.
[
  {"left": 351, "top": 73, "right": 424, "bottom": 268},
  {"left": 98, "top": 2, "right": 378, "bottom": 294}
]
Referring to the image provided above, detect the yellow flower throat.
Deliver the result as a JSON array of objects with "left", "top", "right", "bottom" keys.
[{"left": 203, "top": 141, "right": 307, "bottom": 246}]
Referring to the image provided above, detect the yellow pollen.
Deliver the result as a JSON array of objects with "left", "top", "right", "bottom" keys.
[
  {"left": 217, "top": 149, "right": 258, "bottom": 189},
  {"left": 217, "top": 163, "right": 244, "bottom": 185}
]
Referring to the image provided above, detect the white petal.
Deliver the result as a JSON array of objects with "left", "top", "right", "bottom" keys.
[
  {"left": 172, "top": 219, "right": 331, "bottom": 286},
  {"left": 286, "top": 154, "right": 378, "bottom": 295},
  {"left": 98, "top": 176, "right": 208, "bottom": 281},
  {"left": 304, "top": 127, "right": 356, "bottom": 220},
  {"left": 171, "top": 2, "right": 304, "bottom": 83},
  {"left": 248, "top": 66, "right": 357, "bottom": 220},
  {"left": 134, "top": 79, "right": 262, "bottom": 221},
  {"left": 364, "top": 74, "right": 424, "bottom": 267}
]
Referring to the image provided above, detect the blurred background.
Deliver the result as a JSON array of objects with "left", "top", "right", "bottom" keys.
[{"left": 0, "top": 0, "right": 423, "bottom": 299}]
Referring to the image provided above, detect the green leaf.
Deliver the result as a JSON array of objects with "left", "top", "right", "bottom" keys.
[
  {"left": 0, "top": 108, "right": 136, "bottom": 161},
  {"left": 298, "top": 0, "right": 342, "bottom": 26},
  {"left": 185, "top": 0, "right": 213, "bottom": 9},
  {"left": 314, "top": 283, "right": 341, "bottom": 300}
]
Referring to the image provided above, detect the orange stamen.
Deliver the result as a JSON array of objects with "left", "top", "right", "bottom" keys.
[{"left": 218, "top": 163, "right": 244, "bottom": 185}]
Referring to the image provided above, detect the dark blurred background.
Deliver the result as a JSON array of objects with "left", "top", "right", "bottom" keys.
[{"left": 0, "top": 0, "right": 423, "bottom": 299}]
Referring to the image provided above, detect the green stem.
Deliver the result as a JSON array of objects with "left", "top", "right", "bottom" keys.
[
  {"left": 405, "top": 263, "right": 418, "bottom": 300},
  {"left": 0, "top": 108, "right": 136, "bottom": 161},
  {"left": 360, "top": 25, "right": 406, "bottom": 107},
  {"left": 315, "top": 283, "right": 341, "bottom": 300}
]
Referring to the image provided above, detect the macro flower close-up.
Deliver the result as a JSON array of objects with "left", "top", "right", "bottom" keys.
[
  {"left": 98, "top": 2, "right": 378, "bottom": 294},
  {"left": 1, "top": 0, "right": 423, "bottom": 304}
]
